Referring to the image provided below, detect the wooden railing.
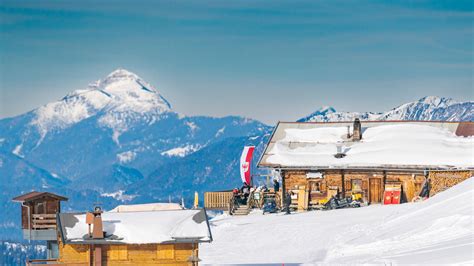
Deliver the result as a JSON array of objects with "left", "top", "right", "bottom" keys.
[
  {"left": 27, "top": 259, "right": 88, "bottom": 265},
  {"left": 27, "top": 259, "right": 59, "bottom": 265},
  {"left": 32, "top": 214, "right": 56, "bottom": 230},
  {"left": 204, "top": 191, "right": 233, "bottom": 210}
]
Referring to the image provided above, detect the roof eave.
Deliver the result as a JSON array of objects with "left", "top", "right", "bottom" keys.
[
  {"left": 258, "top": 164, "right": 474, "bottom": 172},
  {"left": 62, "top": 238, "right": 212, "bottom": 245},
  {"left": 12, "top": 192, "right": 68, "bottom": 202},
  {"left": 256, "top": 122, "right": 279, "bottom": 169}
]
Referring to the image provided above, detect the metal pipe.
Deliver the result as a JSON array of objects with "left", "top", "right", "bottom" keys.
[{"left": 21, "top": 202, "right": 31, "bottom": 243}]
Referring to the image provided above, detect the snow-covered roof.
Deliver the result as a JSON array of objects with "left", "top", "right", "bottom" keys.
[
  {"left": 58, "top": 209, "right": 212, "bottom": 244},
  {"left": 109, "top": 202, "right": 183, "bottom": 212},
  {"left": 258, "top": 121, "right": 474, "bottom": 170}
]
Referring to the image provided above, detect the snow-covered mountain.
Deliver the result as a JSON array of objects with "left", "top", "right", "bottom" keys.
[
  {"left": 0, "top": 69, "right": 271, "bottom": 239},
  {"left": 20, "top": 69, "right": 169, "bottom": 148},
  {"left": 32, "top": 69, "right": 172, "bottom": 144},
  {"left": 0, "top": 69, "right": 269, "bottom": 183},
  {"left": 298, "top": 96, "right": 474, "bottom": 122}
]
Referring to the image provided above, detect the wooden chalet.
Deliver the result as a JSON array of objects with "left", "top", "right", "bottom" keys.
[
  {"left": 257, "top": 120, "right": 474, "bottom": 210},
  {"left": 13, "top": 195, "right": 212, "bottom": 265}
]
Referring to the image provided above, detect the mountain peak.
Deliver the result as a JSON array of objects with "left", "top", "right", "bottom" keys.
[
  {"left": 104, "top": 68, "right": 140, "bottom": 82},
  {"left": 30, "top": 69, "right": 172, "bottom": 138},
  {"left": 88, "top": 68, "right": 156, "bottom": 92},
  {"left": 317, "top": 106, "right": 336, "bottom": 114},
  {"left": 417, "top": 96, "right": 455, "bottom": 107},
  {"left": 297, "top": 106, "right": 337, "bottom": 122}
]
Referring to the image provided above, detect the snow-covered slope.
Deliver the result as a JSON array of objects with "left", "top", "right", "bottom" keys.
[
  {"left": 201, "top": 178, "right": 474, "bottom": 264},
  {"left": 299, "top": 96, "right": 474, "bottom": 122}
]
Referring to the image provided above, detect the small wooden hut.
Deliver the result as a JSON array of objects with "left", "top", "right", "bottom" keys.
[
  {"left": 13, "top": 191, "right": 68, "bottom": 234},
  {"left": 13, "top": 191, "right": 68, "bottom": 259}
]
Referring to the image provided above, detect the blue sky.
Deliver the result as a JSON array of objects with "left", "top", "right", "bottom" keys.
[{"left": 0, "top": 0, "right": 472, "bottom": 124}]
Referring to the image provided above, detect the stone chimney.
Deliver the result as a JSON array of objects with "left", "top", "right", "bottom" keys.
[
  {"left": 353, "top": 118, "right": 362, "bottom": 141},
  {"left": 86, "top": 206, "right": 104, "bottom": 239}
]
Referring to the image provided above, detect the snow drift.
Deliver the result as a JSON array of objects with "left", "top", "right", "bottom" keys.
[{"left": 200, "top": 178, "right": 474, "bottom": 264}]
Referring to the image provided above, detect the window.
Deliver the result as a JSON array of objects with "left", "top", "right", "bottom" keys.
[
  {"left": 310, "top": 182, "right": 320, "bottom": 192},
  {"left": 47, "top": 241, "right": 59, "bottom": 259},
  {"left": 352, "top": 179, "right": 362, "bottom": 192},
  {"left": 309, "top": 180, "right": 326, "bottom": 192}
]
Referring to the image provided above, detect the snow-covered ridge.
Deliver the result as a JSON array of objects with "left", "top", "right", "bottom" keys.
[
  {"left": 161, "top": 144, "right": 202, "bottom": 157},
  {"left": 299, "top": 96, "right": 474, "bottom": 122},
  {"left": 100, "top": 190, "right": 137, "bottom": 202},
  {"left": 30, "top": 68, "right": 172, "bottom": 139}
]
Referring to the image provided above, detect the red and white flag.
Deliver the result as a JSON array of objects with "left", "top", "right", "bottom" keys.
[{"left": 240, "top": 146, "right": 255, "bottom": 185}]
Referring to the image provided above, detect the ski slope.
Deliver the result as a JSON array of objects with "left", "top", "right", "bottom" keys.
[{"left": 200, "top": 178, "right": 474, "bottom": 264}]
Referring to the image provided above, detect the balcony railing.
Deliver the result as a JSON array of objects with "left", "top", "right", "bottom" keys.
[{"left": 31, "top": 214, "right": 56, "bottom": 230}]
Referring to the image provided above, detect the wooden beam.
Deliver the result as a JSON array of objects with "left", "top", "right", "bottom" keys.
[
  {"left": 94, "top": 245, "right": 102, "bottom": 266},
  {"left": 341, "top": 170, "right": 345, "bottom": 196},
  {"left": 281, "top": 170, "right": 286, "bottom": 208}
]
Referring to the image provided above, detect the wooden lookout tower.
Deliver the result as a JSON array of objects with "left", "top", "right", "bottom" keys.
[{"left": 12, "top": 191, "right": 68, "bottom": 259}]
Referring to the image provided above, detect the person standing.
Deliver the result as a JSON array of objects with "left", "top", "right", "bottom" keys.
[
  {"left": 284, "top": 191, "right": 292, "bottom": 214},
  {"left": 240, "top": 182, "right": 251, "bottom": 204},
  {"left": 273, "top": 179, "right": 280, "bottom": 192}
]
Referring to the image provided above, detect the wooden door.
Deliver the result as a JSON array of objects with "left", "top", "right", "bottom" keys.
[{"left": 369, "top": 178, "right": 382, "bottom": 203}]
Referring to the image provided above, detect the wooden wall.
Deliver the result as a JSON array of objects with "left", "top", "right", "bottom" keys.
[
  {"left": 58, "top": 242, "right": 90, "bottom": 264},
  {"left": 283, "top": 169, "right": 473, "bottom": 208},
  {"left": 325, "top": 172, "right": 343, "bottom": 189},
  {"left": 284, "top": 171, "right": 307, "bottom": 190},
  {"left": 57, "top": 239, "right": 198, "bottom": 265}
]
